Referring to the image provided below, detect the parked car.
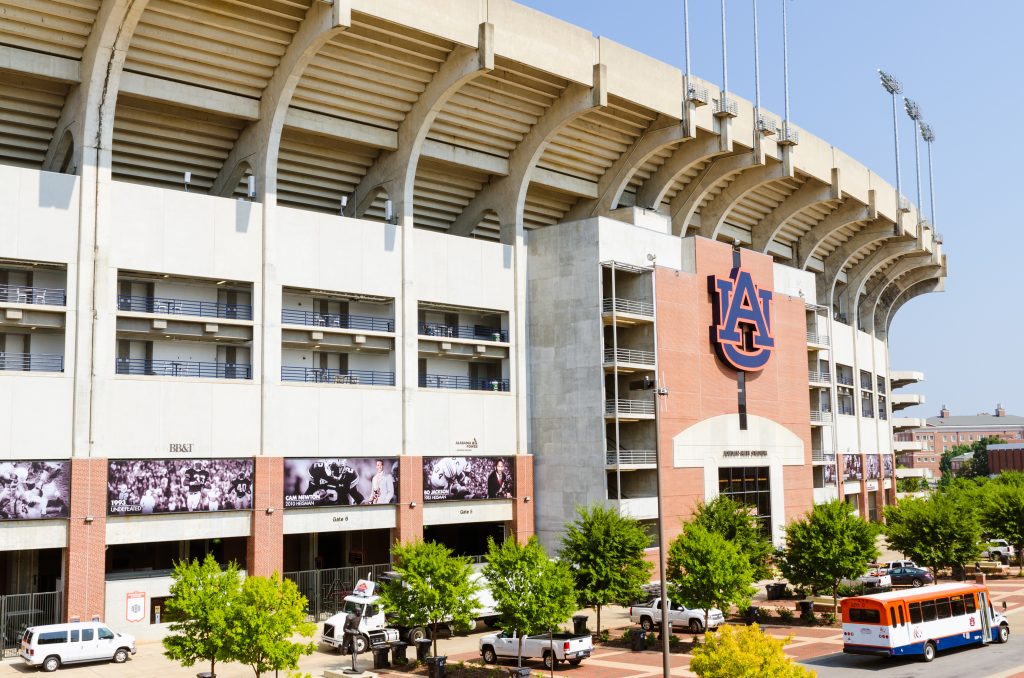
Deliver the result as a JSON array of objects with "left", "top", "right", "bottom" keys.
[
  {"left": 479, "top": 630, "right": 593, "bottom": 669},
  {"left": 842, "top": 572, "right": 892, "bottom": 590},
  {"left": 873, "top": 560, "right": 917, "bottom": 573},
  {"left": 886, "top": 566, "right": 933, "bottom": 587},
  {"left": 628, "top": 597, "right": 725, "bottom": 633},
  {"left": 983, "top": 539, "right": 1015, "bottom": 564},
  {"left": 20, "top": 622, "right": 135, "bottom": 673}
]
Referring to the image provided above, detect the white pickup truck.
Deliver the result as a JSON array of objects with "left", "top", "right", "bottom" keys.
[
  {"left": 628, "top": 597, "right": 724, "bottom": 633},
  {"left": 479, "top": 631, "right": 593, "bottom": 670}
]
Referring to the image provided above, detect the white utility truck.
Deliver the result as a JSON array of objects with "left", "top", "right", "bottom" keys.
[
  {"left": 321, "top": 580, "right": 400, "bottom": 654},
  {"left": 479, "top": 630, "right": 593, "bottom": 670}
]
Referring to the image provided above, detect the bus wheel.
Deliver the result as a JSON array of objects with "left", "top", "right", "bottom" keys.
[
  {"left": 996, "top": 624, "right": 1009, "bottom": 644},
  {"left": 921, "top": 641, "right": 936, "bottom": 662}
]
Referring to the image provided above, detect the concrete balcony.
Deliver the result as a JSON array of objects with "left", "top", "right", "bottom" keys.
[
  {"left": 606, "top": 449, "right": 657, "bottom": 468},
  {"left": 813, "top": 486, "right": 839, "bottom": 504},
  {"left": 602, "top": 298, "right": 654, "bottom": 326},
  {"left": 891, "top": 393, "right": 925, "bottom": 411},
  {"left": 812, "top": 449, "right": 836, "bottom": 463},
  {"left": 892, "top": 417, "right": 925, "bottom": 432},
  {"left": 810, "top": 410, "right": 833, "bottom": 426},
  {"left": 806, "top": 331, "right": 830, "bottom": 349},
  {"left": 890, "top": 370, "right": 924, "bottom": 389},
  {"left": 605, "top": 399, "right": 656, "bottom": 420},
  {"left": 808, "top": 370, "right": 831, "bottom": 387},
  {"left": 603, "top": 347, "right": 656, "bottom": 372},
  {"left": 893, "top": 439, "right": 924, "bottom": 452},
  {"left": 610, "top": 496, "right": 658, "bottom": 520}
]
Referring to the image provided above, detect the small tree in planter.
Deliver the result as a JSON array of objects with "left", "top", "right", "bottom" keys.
[
  {"left": 690, "top": 624, "right": 813, "bottom": 678},
  {"left": 224, "top": 573, "right": 316, "bottom": 678}
]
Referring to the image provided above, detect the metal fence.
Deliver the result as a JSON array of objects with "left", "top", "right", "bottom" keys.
[
  {"left": 419, "top": 374, "right": 509, "bottom": 392},
  {"left": 284, "top": 564, "right": 391, "bottom": 622},
  {"left": 118, "top": 295, "right": 253, "bottom": 320},
  {"left": 115, "top": 358, "right": 252, "bottom": 379},
  {"left": 1, "top": 591, "right": 63, "bottom": 658},
  {"left": 0, "top": 284, "right": 66, "bottom": 306},
  {"left": 0, "top": 352, "right": 64, "bottom": 372},
  {"left": 281, "top": 309, "right": 394, "bottom": 333},
  {"left": 281, "top": 367, "right": 395, "bottom": 386},
  {"left": 419, "top": 323, "right": 508, "bottom": 343}
]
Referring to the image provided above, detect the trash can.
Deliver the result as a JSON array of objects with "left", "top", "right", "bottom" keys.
[
  {"left": 415, "top": 638, "right": 433, "bottom": 661},
  {"left": 392, "top": 641, "right": 409, "bottom": 665},
  {"left": 745, "top": 606, "right": 760, "bottom": 625},
  {"left": 372, "top": 645, "right": 391, "bottom": 669},
  {"left": 196, "top": 673, "right": 214, "bottom": 678},
  {"left": 572, "top": 614, "right": 589, "bottom": 635},
  {"left": 426, "top": 655, "right": 447, "bottom": 678},
  {"left": 766, "top": 583, "right": 785, "bottom": 600},
  {"left": 631, "top": 629, "right": 645, "bottom": 652},
  {"left": 508, "top": 668, "right": 532, "bottom": 678},
  {"left": 797, "top": 601, "right": 814, "bottom": 620}
]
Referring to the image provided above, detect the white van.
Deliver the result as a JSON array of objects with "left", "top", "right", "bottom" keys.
[{"left": 20, "top": 622, "right": 136, "bottom": 672}]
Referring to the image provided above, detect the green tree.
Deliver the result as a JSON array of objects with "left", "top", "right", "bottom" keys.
[
  {"left": 779, "top": 501, "right": 880, "bottom": 615},
  {"left": 689, "top": 624, "right": 813, "bottom": 678},
  {"left": 483, "top": 536, "right": 578, "bottom": 668},
  {"left": 982, "top": 482, "right": 1024, "bottom": 571},
  {"left": 883, "top": 492, "right": 983, "bottom": 577},
  {"left": 225, "top": 573, "right": 316, "bottom": 678},
  {"left": 939, "top": 443, "right": 970, "bottom": 478},
  {"left": 666, "top": 523, "right": 755, "bottom": 634},
  {"left": 896, "top": 476, "right": 927, "bottom": 493},
  {"left": 162, "top": 554, "right": 241, "bottom": 678},
  {"left": 691, "top": 495, "right": 774, "bottom": 581},
  {"left": 558, "top": 505, "right": 652, "bottom": 633},
  {"left": 379, "top": 540, "right": 480, "bottom": 657}
]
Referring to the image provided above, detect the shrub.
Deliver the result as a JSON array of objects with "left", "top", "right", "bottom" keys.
[
  {"left": 820, "top": 612, "right": 837, "bottom": 626},
  {"left": 689, "top": 624, "right": 813, "bottom": 678},
  {"left": 776, "top": 607, "right": 794, "bottom": 622}
]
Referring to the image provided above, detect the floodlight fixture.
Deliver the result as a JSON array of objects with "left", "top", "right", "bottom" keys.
[{"left": 878, "top": 69, "right": 902, "bottom": 95}]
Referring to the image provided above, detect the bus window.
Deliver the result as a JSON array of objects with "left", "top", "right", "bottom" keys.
[
  {"left": 950, "top": 595, "right": 966, "bottom": 617},
  {"left": 909, "top": 602, "right": 922, "bottom": 624},
  {"left": 849, "top": 608, "right": 881, "bottom": 624},
  {"left": 890, "top": 607, "right": 897, "bottom": 627},
  {"left": 965, "top": 594, "right": 977, "bottom": 614},
  {"left": 922, "top": 600, "right": 937, "bottom": 622},
  {"left": 898, "top": 606, "right": 905, "bottom": 626},
  {"left": 935, "top": 597, "right": 951, "bottom": 619}
]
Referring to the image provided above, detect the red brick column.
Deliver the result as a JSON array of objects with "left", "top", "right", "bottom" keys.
[
  {"left": 394, "top": 455, "right": 423, "bottom": 545},
  {"left": 65, "top": 457, "right": 107, "bottom": 622},
  {"left": 510, "top": 455, "right": 534, "bottom": 544},
  {"left": 248, "top": 456, "right": 284, "bottom": 577}
]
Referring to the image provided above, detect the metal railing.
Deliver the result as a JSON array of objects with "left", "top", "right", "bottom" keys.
[
  {"left": 606, "top": 449, "right": 657, "bottom": 465},
  {"left": 1, "top": 591, "right": 62, "bottom": 657},
  {"left": 606, "top": 399, "right": 655, "bottom": 416},
  {"left": 0, "top": 284, "right": 66, "bottom": 306},
  {"left": 837, "top": 403, "right": 855, "bottom": 416},
  {"left": 0, "top": 352, "right": 64, "bottom": 372},
  {"left": 809, "top": 410, "right": 833, "bottom": 424},
  {"left": 778, "top": 126, "right": 800, "bottom": 145},
  {"left": 806, "top": 331, "right": 830, "bottom": 346},
  {"left": 116, "top": 358, "right": 251, "bottom": 379},
  {"left": 603, "top": 348, "right": 656, "bottom": 365},
  {"left": 808, "top": 370, "right": 831, "bottom": 384},
  {"left": 713, "top": 98, "right": 738, "bottom": 117},
  {"left": 281, "top": 367, "right": 395, "bottom": 386},
  {"left": 419, "top": 323, "right": 508, "bottom": 342},
  {"left": 117, "top": 295, "right": 253, "bottom": 320},
  {"left": 836, "top": 374, "right": 854, "bottom": 386},
  {"left": 757, "top": 116, "right": 778, "bottom": 136},
  {"left": 419, "top": 374, "right": 509, "bottom": 391},
  {"left": 811, "top": 450, "right": 836, "bottom": 463},
  {"left": 281, "top": 309, "right": 394, "bottom": 333},
  {"left": 601, "top": 298, "right": 655, "bottom": 317},
  {"left": 686, "top": 84, "right": 709, "bottom": 104},
  {"left": 285, "top": 564, "right": 391, "bottom": 622}
]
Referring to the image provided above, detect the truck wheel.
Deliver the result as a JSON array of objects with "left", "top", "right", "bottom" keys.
[
  {"left": 353, "top": 635, "right": 368, "bottom": 654},
  {"left": 997, "top": 624, "right": 1010, "bottom": 644},
  {"left": 113, "top": 647, "right": 130, "bottom": 663},
  {"left": 921, "top": 641, "right": 936, "bottom": 662},
  {"left": 42, "top": 656, "right": 60, "bottom": 672},
  {"left": 407, "top": 627, "right": 426, "bottom": 643},
  {"left": 542, "top": 652, "right": 555, "bottom": 670},
  {"left": 640, "top": 617, "right": 654, "bottom": 632},
  {"left": 568, "top": 658, "right": 583, "bottom": 666},
  {"left": 689, "top": 618, "right": 703, "bottom": 633},
  {"left": 482, "top": 646, "right": 497, "bottom": 664}
]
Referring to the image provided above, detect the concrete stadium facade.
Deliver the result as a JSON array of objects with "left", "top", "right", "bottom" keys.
[{"left": 0, "top": 0, "right": 944, "bottom": 630}]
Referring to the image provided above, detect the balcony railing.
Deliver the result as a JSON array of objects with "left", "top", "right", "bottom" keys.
[
  {"left": 806, "top": 331, "right": 829, "bottom": 346},
  {"left": 0, "top": 284, "right": 66, "bottom": 306},
  {"left": 606, "top": 449, "right": 657, "bottom": 465},
  {"left": 281, "top": 309, "right": 394, "bottom": 333},
  {"left": 117, "top": 295, "right": 253, "bottom": 320},
  {"left": 116, "top": 358, "right": 251, "bottom": 379},
  {"left": 604, "top": 348, "right": 656, "bottom": 365},
  {"left": 809, "top": 410, "right": 833, "bottom": 424},
  {"left": 836, "top": 374, "right": 854, "bottom": 386},
  {"left": 419, "top": 374, "right": 509, "bottom": 391},
  {"left": 811, "top": 449, "right": 836, "bottom": 463},
  {"left": 606, "top": 399, "right": 655, "bottom": 416},
  {"left": 0, "top": 352, "right": 64, "bottom": 372},
  {"left": 837, "top": 403, "right": 855, "bottom": 416},
  {"left": 281, "top": 366, "right": 395, "bottom": 386},
  {"left": 602, "top": 298, "right": 655, "bottom": 317},
  {"left": 419, "top": 323, "right": 508, "bottom": 342},
  {"left": 808, "top": 370, "right": 831, "bottom": 384}
]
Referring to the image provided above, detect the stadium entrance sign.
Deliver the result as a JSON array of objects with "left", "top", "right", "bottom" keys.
[{"left": 709, "top": 267, "right": 774, "bottom": 372}]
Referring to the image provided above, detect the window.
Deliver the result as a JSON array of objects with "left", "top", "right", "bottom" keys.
[
  {"left": 921, "top": 600, "right": 937, "bottom": 622},
  {"left": 935, "top": 597, "right": 951, "bottom": 619},
  {"left": 849, "top": 608, "right": 881, "bottom": 624},
  {"left": 965, "top": 594, "right": 977, "bottom": 614},
  {"left": 82, "top": 628, "right": 94, "bottom": 641},
  {"left": 70, "top": 630, "right": 79, "bottom": 642},
  {"left": 950, "top": 595, "right": 966, "bottom": 617},
  {"left": 898, "top": 606, "right": 905, "bottom": 626},
  {"left": 718, "top": 467, "right": 771, "bottom": 536},
  {"left": 98, "top": 628, "right": 115, "bottom": 640},
  {"left": 889, "top": 607, "right": 897, "bottom": 627},
  {"left": 38, "top": 631, "right": 67, "bottom": 645},
  {"left": 909, "top": 602, "right": 922, "bottom": 624}
]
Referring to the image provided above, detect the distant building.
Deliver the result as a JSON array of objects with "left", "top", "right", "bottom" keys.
[
  {"left": 988, "top": 443, "right": 1024, "bottom": 474},
  {"left": 895, "top": 404, "right": 1024, "bottom": 476}
]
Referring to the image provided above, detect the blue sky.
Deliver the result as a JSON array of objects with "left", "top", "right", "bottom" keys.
[{"left": 518, "top": 0, "right": 1022, "bottom": 419}]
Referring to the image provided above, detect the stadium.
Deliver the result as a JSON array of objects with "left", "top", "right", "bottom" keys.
[{"left": 0, "top": 0, "right": 943, "bottom": 635}]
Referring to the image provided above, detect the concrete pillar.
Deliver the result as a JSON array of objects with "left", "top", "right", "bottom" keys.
[
  {"left": 65, "top": 458, "right": 106, "bottom": 621},
  {"left": 394, "top": 456, "right": 423, "bottom": 545},
  {"left": 248, "top": 456, "right": 284, "bottom": 576}
]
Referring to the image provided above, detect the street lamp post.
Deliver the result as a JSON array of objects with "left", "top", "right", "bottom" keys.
[
  {"left": 721, "top": 0, "right": 730, "bottom": 112},
  {"left": 920, "top": 122, "right": 937, "bottom": 230},
  {"left": 878, "top": 70, "right": 906, "bottom": 228},
  {"left": 904, "top": 98, "right": 924, "bottom": 229}
]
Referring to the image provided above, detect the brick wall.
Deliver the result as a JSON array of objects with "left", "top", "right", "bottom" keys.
[
  {"left": 247, "top": 456, "right": 284, "bottom": 576},
  {"left": 510, "top": 455, "right": 534, "bottom": 543},
  {"left": 394, "top": 455, "right": 422, "bottom": 545},
  {"left": 65, "top": 457, "right": 107, "bottom": 622}
]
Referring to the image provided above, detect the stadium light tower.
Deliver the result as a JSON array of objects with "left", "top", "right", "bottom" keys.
[
  {"left": 781, "top": 0, "right": 792, "bottom": 142},
  {"left": 904, "top": 98, "right": 924, "bottom": 224},
  {"left": 878, "top": 70, "right": 908, "bottom": 226},
  {"left": 720, "top": 0, "right": 730, "bottom": 112},
  {"left": 920, "top": 122, "right": 937, "bottom": 231}
]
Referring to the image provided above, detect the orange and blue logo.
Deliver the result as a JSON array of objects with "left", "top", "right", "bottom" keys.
[{"left": 709, "top": 267, "right": 775, "bottom": 372}]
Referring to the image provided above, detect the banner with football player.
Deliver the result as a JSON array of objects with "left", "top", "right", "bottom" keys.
[
  {"left": 422, "top": 456, "right": 515, "bottom": 502},
  {"left": 283, "top": 458, "right": 400, "bottom": 509},
  {"left": 107, "top": 458, "right": 254, "bottom": 515},
  {"left": 0, "top": 460, "right": 70, "bottom": 521}
]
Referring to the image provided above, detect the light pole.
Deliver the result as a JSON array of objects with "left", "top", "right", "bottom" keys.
[
  {"left": 903, "top": 98, "right": 924, "bottom": 226},
  {"left": 781, "top": 0, "right": 792, "bottom": 141},
  {"left": 920, "top": 122, "right": 937, "bottom": 230},
  {"left": 721, "top": 0, "right": 729, "bottom": 112},
  {"left": 878, "top": 70, "right": 906, "bottom": 232},
  {"left": 752, "top": 0, "right": 761, "bottom": 125}
]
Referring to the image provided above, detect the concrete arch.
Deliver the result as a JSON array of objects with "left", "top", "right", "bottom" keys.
[
  {"left": 859, "top": 256, "right": 942, "bottom": 334},
  {"left": 667, "top": 151, "right": 760, "bottom": 236},
  {"left": 871, "top": 262, "right": 945, "bottom": 338},
  {"left": 837, "top": 240, "right": 930, "bottom": 327},
  {"left": 884, "top": 277, "right": 945, "bottom": 338},
  {"left": 698, "top": 160, "right": 795, "bottom": 240},
  {"left": 816, "top": 219, "right": 897, "bottom": 305},
  {"left": 633, "top": 132, "right": 732, "bottom": 212},
  {"left": 795, "top": 195, "right": 876, "bottom": 270},
  {"left": 750, "top": 173, "right": 840, "bottom": 253}
]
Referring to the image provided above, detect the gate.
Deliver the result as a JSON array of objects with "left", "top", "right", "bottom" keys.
[
  {"left": 1, "top": 591, "right": 63, "bottom": 658},
  {"left": 284, "top": 563, "right": 391, "bottom": 621}
]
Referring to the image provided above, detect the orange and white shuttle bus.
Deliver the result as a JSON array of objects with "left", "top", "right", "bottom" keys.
[{"left": 840, "top": 582, "right": 1009, "bottom": 662}]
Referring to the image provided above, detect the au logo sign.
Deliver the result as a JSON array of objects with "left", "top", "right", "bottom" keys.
[{"left": 709, "top": 267, "right": 775, "bottom": 372}]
